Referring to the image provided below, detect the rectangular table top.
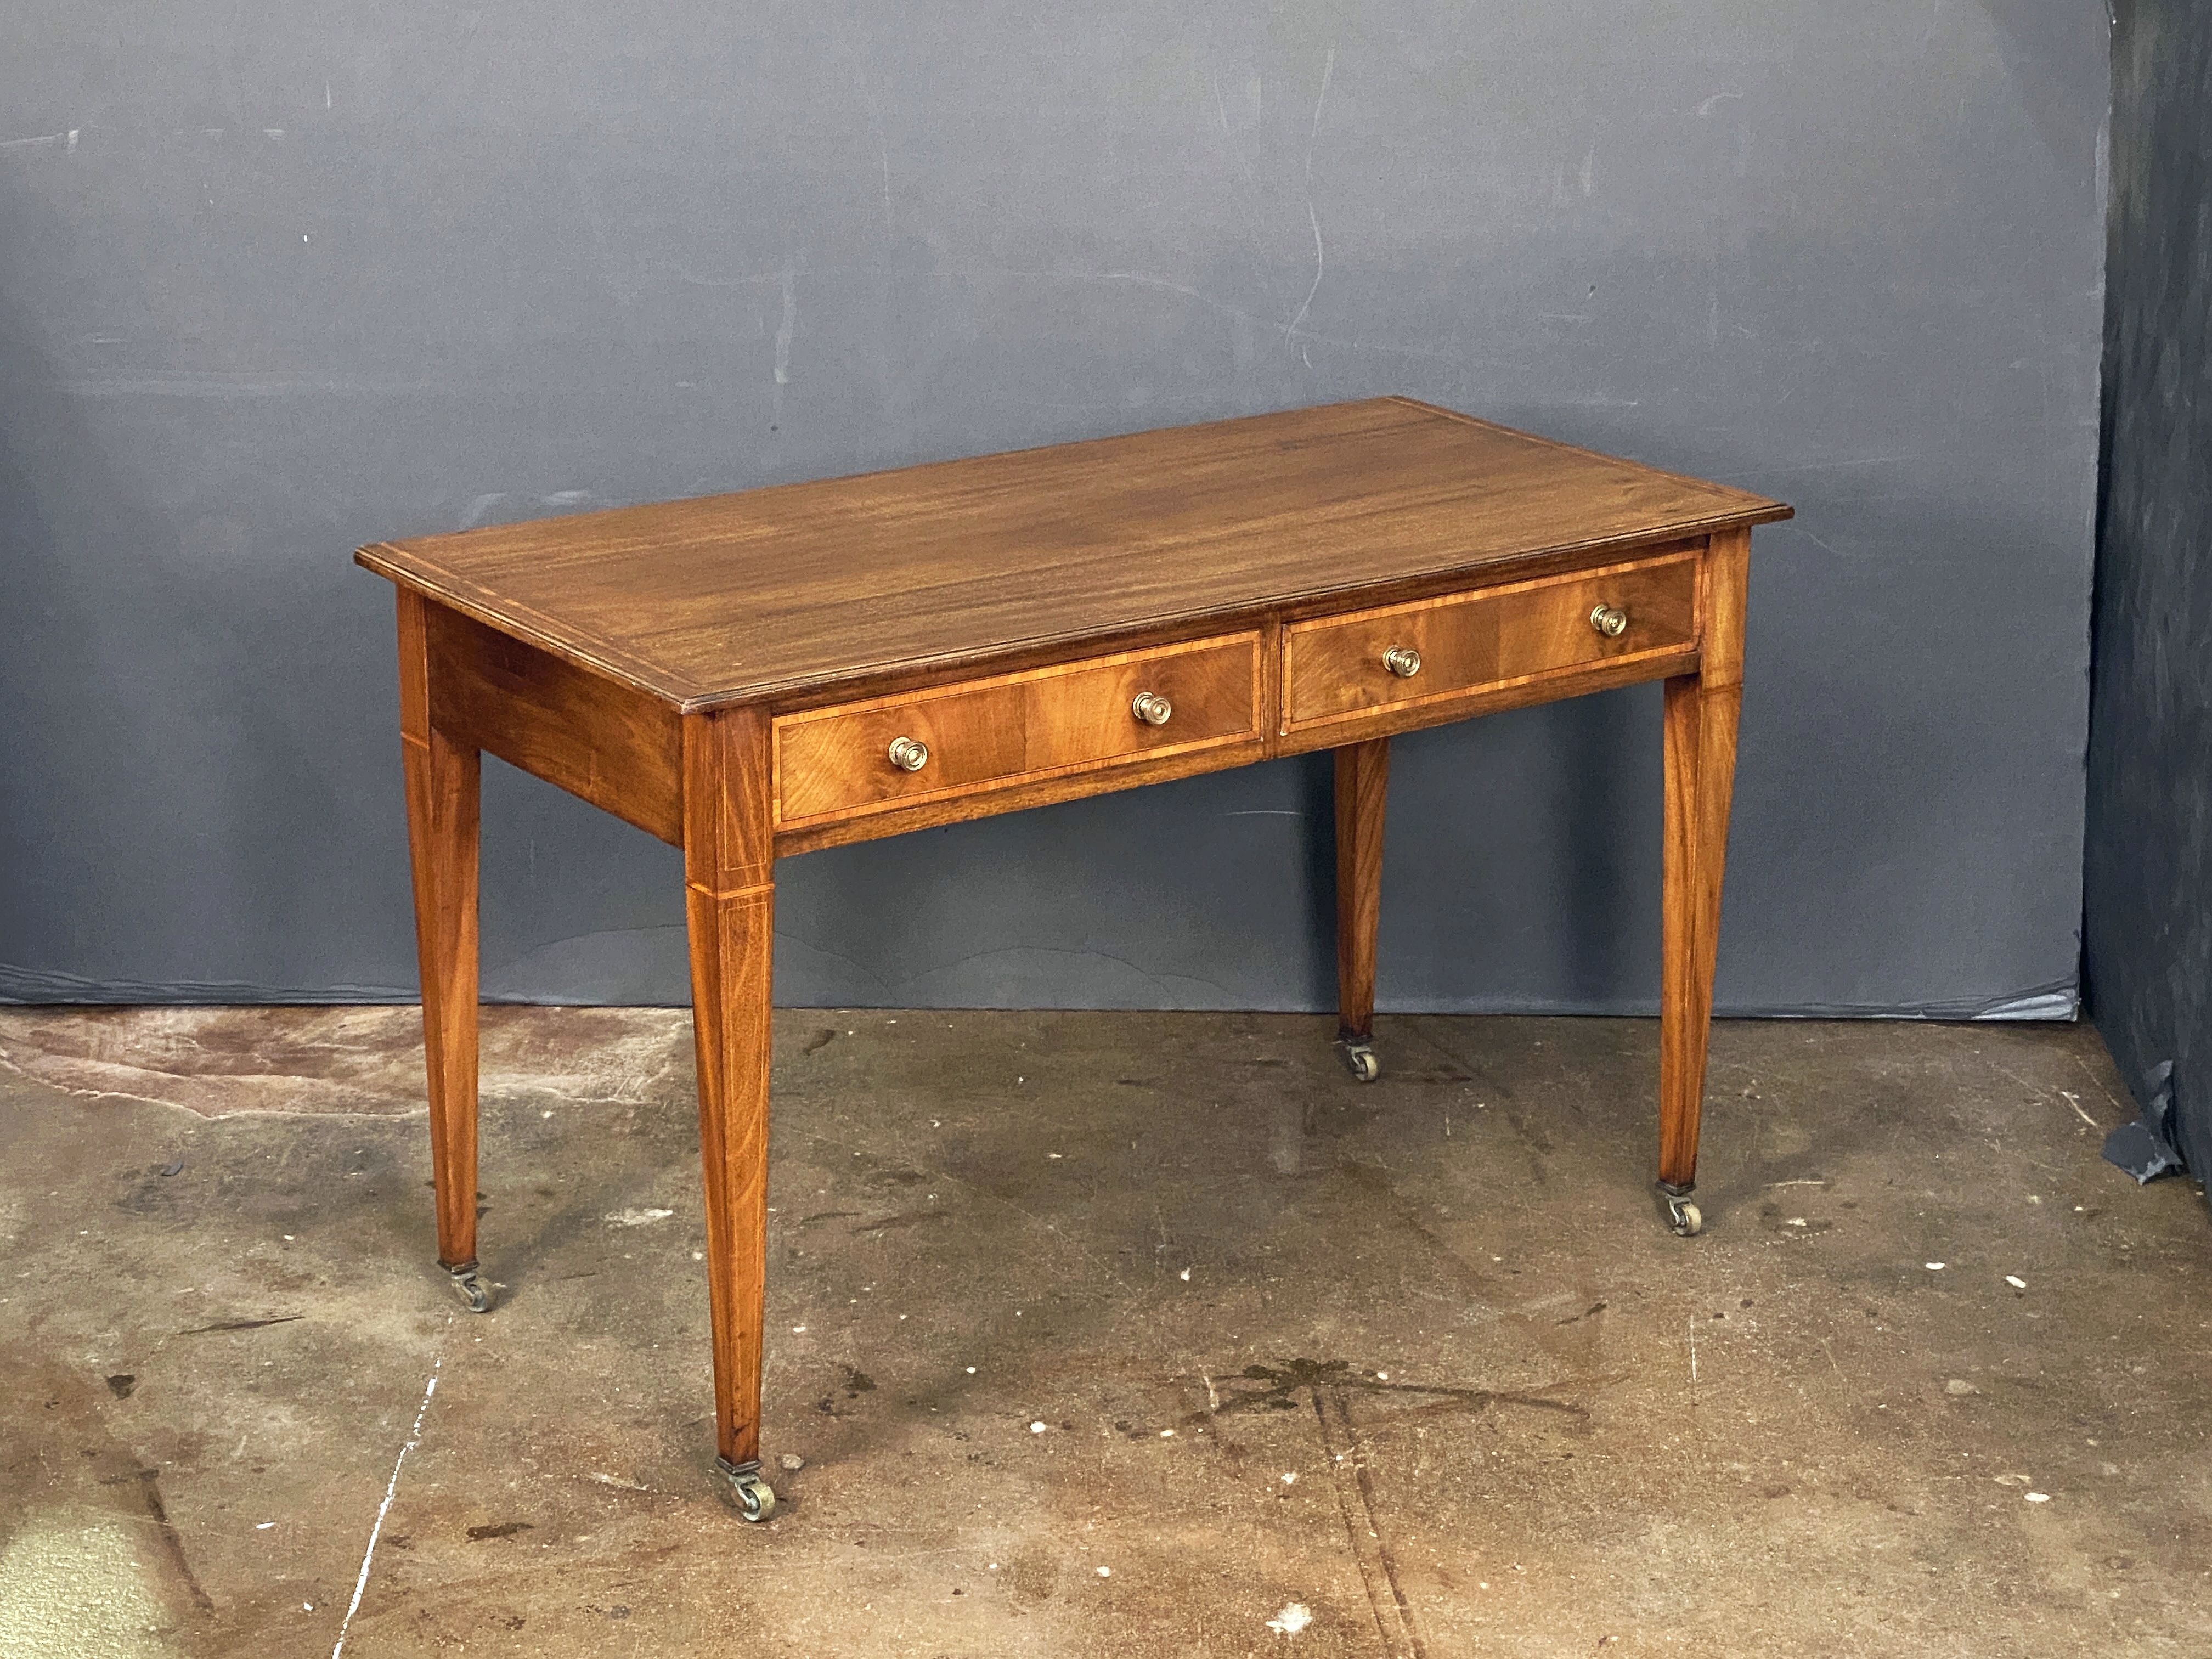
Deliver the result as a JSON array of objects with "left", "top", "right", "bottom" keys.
[{"left": 357, "top": 396, "right": 1788, "bottom": 712}]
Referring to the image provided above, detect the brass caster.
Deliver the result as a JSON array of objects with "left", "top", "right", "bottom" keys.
[
  {"left": 1335, "top": 1039, "right": 1381, "bottom": 1084},
  {"left": 445, "top": 1263, "right": 494, "bottom": 1313},
  {"left": 1656, "top": 1185, "right": 1703, "bottom": 1238},
  {"left": 717, "top": 1458, "right": 777, "bottom": 1522}
]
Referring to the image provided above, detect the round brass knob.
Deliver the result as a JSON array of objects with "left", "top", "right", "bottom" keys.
[
  {"left": 1589, "top": 604, "right": 1629, "bottom": 639},
  {"left": 887, "top": 736, "right": 930, "bottom": 771},
  {"left": 1130, "top": 691, "right": 1173, "bottom": 726},
  {"left": 1381, "top": 646, "right": 1422, "bottom": 678}
]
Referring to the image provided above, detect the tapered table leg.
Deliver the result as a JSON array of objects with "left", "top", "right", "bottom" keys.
[
  {"left": 396, "top": 590, "right": 490, "bottom": 1311},
  {"left": 1333, "top": 737, "right": 1390, "bottom": 1082},
  {"left": 1657, "top": 527, "right": 1750, "bottom": 1236},
  {"left": 682, "top": 707, "right": 780, "bottom": 1521}
]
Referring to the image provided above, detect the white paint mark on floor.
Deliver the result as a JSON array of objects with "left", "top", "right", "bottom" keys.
[
  {"left": 603, "top": 1207, "right": 674, "bottom": 1226},
  {"left": 331, "top": 1357, "right": 441, "bottom": 1658},
  {"left": 1267, "top": 1601, "right": 1314, "bottom": 1634}
]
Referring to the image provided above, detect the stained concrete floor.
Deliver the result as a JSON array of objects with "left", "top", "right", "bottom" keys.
[{"left": 1, "top": 1006, "right": 2208, "bottom": 1658}]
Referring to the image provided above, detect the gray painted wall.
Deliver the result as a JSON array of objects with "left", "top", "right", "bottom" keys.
[
  {"left": 2086, "top": 1, "right": 2211, "bottom": 1173},
  {"left": 0, "top": 3, "right": 2107, "bottom": 1014}
]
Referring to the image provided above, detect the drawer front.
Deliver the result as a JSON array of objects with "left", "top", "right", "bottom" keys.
[
  {"left": 775, "top": 633, "right": 1262, "bottom": 828},
  {"left": 1283, "top": 551, "right": 1699, "bottom": 731}
]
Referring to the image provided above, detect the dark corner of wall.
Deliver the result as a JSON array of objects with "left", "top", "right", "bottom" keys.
[{"left": 2083, "top": 0, "right": 2212, "bottom": 1188}]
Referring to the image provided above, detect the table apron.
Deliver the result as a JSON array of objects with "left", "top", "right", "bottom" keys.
[{"left": 416, "top": 567, "right": 1708, "bottom": 861}]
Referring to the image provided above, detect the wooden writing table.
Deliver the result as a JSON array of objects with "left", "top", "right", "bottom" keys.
[{"left": 358, "top": 397, "right": 1790, "bottom": 1518}]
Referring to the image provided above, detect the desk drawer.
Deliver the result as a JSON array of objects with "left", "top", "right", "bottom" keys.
[
  {"left": 774, "top": 633, "right": 1262, "bottom": 828},
  {"left": 1282, "top": 551, "right": 1699, "bottom": 732}
]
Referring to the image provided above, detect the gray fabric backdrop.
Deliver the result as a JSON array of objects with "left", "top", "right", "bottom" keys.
[{"left": 0, "top": 3, "right": 2107, "bottom": 1015}]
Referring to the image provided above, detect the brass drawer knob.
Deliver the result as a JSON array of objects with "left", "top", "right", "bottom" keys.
[
  {"left": 1130, "top": 691, "right": 1174, "bottom": 726},
  {"left": 1589, "top": 604, "right": 1629, "bottom": 639},
  {"left": 1381, "top": 645, "right": 1422, "bottom": 678},
  {"left": 887, "top": 736, "right": 930, "bottom": 771}
]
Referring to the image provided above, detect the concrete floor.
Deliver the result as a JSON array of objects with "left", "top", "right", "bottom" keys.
[{"left": 1, "top": 1006, "right": 2208, "bottom": 1658}]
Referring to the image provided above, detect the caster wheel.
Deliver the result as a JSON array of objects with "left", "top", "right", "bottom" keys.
[
  {"left": 716, "top": 1459, "right": 777, "bottom": 1522},
  {"left": 446, "top": 1265, "right": 494, "bottom": 1313},
  {"left": 1656, "top": 1187, "right": 1703, "bottom": 1238},
  {"left": 1335, "top": 1040, "right": 1381, "bottom": 1084}
]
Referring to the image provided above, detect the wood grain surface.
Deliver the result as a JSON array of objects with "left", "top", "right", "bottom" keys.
[
  {"left": 1334, "top": 738, "right": 1390, "bottom": 1043},
  {"left": 358, "top": 398, "right": 1787, "bottom": 710},
  {"left": 1282, "top": 549, "right": 1699, "bottom": 733},
  {"left": 427, "top": 605, "right": 684, "bottom": 845},
  {"left": 396, "top": 589, "right": 484, "bottom": 1272},
  {"left": 681, "top": 706, "right": 777, "bottom": 1468},
  {"left": 1658, "top": 526, "right": 1751, "bottom": 1189},
  {"left": 773, "top": 633, "right": 1260, "bottom": 830}
]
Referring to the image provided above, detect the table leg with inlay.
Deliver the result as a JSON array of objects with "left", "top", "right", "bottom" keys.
[
  {"left": 395, "top": 589, "right": 494, "bottom": 1314},
  {"left": 680, "top": 707, "right": 781, "bottom": 1521},
  {"left": 1655, "top": 524, "right": 1752, "bottom": 1238},
  {"left": 1332, "top": 737, "right": 1390, "bottom": 1082}
]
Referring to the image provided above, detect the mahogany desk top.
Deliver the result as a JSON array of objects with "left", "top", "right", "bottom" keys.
[{"left": 359, "top": 396, "right": 1787, "bottom": 709}]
